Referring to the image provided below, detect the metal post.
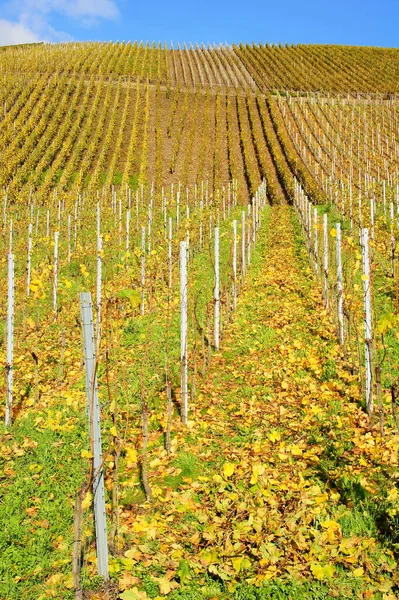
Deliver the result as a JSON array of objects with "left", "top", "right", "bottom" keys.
[
  {"left": 26, "top": 223, "right": 33, "bottom": 297},
  {"left": 214, "top": 227, "right": 220, "bottom": 350},
  {"left": 232, "top": 220, "right": 237, "bottom": 310},
  {"left": 241, "top": 210, "right": 246, "bottom": 277},
  {"left": 168, "top": 217, "right": 173, "bottom": 290},
  {"left": 141, "top": 226, "right": 145, "bottom": 316},
  {"left": 96, "top": 236, "right": 102, "bottom": 344},
  {"left": 80, "top": 292, "right": 109, "bottom": 579},
  {"left": 180, "top": 242, "right": 188, "bottom": 424},
  {"left": 5, "top": 253, "right": 14, "bottom": 427},
  {"left": 336, "top": 223, "right": 344, "bottom": 345},
  {"left": 323, "top": 214, "right": 329, "bottom": 309},
  {"left": 361, "top": 229, "right": 373, "bottom": 413},
  {"left": 53, "top": 231, "right": 59, "bottom": 315}
]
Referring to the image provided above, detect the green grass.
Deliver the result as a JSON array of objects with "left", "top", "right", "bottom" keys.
[
  {"left": 164, "top": 574, "right": 378, "bottom": 599},
  {"left": 0, "top": 410, "right": 86, "bottom": 599}
]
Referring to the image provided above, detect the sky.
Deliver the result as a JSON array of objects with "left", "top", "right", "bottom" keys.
[{"left": 0, "top": 0, "right": 398, "bottom": 48}]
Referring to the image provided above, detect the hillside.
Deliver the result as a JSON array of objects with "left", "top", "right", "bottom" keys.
[
  {"left": 1, "top": 41, "right": 399, "bottom": 600},
  {"left": 1, "top": 42, "right": 399, "bottom": 204}
]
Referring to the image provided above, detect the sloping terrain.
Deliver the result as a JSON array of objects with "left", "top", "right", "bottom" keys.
[{"left": 1, "top": 41, "right": 399, "bottom": 600}]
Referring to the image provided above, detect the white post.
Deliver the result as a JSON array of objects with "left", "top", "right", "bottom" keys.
[
  {"left": 232, "top": 220, "right": 237, "bottom": 310},
  {"left": 199, "top": 199, "right": 203, "bottom": 250},
  {"left": 349, "top": 180, "right": 353, "bottom": 230},
  {"left": 9, "top": 218, "right": 12, "bottom": 254},
  {"left": 26, "top": 223, "right": 33, "bottom": 297},
  {"left": 168, "top": 217, "right": 173, "bottom": 290},
  {"left": 74, "top": 202, "right": 78, "bottom": 249},
  {"left": 336, "top": 223, "right": 344, "bottom": 346},
  {"left": 53, "top": 231, "right": 59, "bottom": 315},
  {"left": 126, "top": 209, "right": 130, "bottom": 252},
  {"left": 180, "top": 241, "right": 188, "bottom": 424},
  {"left": 247, "top": 221, "right": 251, "bottom": 266},
  {"left": 214, "top": 227, "right": 220, "bottom": 350},
  {"left": 67, "top": 215, "right": 71, "bottom": 264},
  {"left": 96, "top": 236, "right": 102, "bottom": 344},
  {"left": 241, "top": 211, "right": 246, "bottom": 277},
  {"left": 361, "top": 228, "right": 373, "bottom": 414},
  {"left": 383, "top": 180, "right": 387, "bottom": 219},
  {"left": 391, "top": 202, "right": 395, "bottom": 277},
  {"left": 176, "top": 191, "right": 180, "bottom": 230},
  {"left": 147, "top": 196, "right": 152, "bottom": 253},
  {"left": 313, "top": 207, "right": 318, "bottom": 274},
  {"left": 370, "top": 197, "right": 375, "bottom": 240},
  {"left": 323, "top": 214, "right": 329, "bottom": 309},
  {"left": 96, "top": 202, "right": 101, "bottom": 246},
  {"left": 80, "top": 292, "right": 109, "bottom": 579},
  {"left": 5, "top": 253, "right": 14, "bottom": 427},
  {"left": 119, "top": 196, "right": 122, "bottom": 239},
  {"left": 2, "top": 193, "right": 7, "bottom": 233},
  {"left": 141, "top": 226, "right": 145, "bottom": 316}
]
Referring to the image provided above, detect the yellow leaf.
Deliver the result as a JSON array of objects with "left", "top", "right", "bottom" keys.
[
  {"left": 323, "top": 564, "right": 335, "bottom": 578},
  {"left": 315, "top": 492, "right": 329, "bottom": 504},
  {"left": 310, "top": 562, "right": 334, "bottom": 580},
  {"left": 353, "top": 567, "right": 364, "bottom": 577},
  {"left": 81, "top": 449, "right": 92, "bottom": 459},
  {"left": 223, "top": 462, "right": 236, "bottom": 478},
  {"left": 330, "top": 228, "right": 337, "bottom": 237},
  {"left": 361, "top": 274, "right": 369, "bottom": 281},
  {"left": 110, "top": 425, "right": 117, "bottom": 437},
  {"left": 288, "top": 444, "right": 302, "bottom": 456},
  {"left": 157, "top": 577, "right": 178, "bottom": 595},
  {"left": 82, "top": 492, "right": 93, "bottom": 511},
  {"left": 321, "top": 520, "right": 341, "bottom": 532},
  {"left": 268, "top": 431, "right": 281, "bottom": 443},
  {"left": 250, "top": 463, "right": 265, "bottom": 485},
  {"left": 387, "top": 488, "right": 398, "bottom": 502},
  {"left": 119, "top": 589, "right": 149, "bottom": 600},
  {"left": 232, "top": 556, "right": 243, "bottom": 573},
  {"left": 26, "top": 317, "right": 36, "bottom": 329},
  {"left": 125, "top": 446, "right": 138, "bottom": 466}
]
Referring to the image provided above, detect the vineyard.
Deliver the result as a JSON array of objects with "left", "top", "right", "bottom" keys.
[{"left": 1, "top": 41, "right": 399, "bottom": 600}]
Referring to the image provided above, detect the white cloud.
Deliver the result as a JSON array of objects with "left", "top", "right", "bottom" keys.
[
  {"left": 0, "top": 18, "right": 41, "bottom": 45},
  {"left": 10, "top": 0, "right": 119, "bottom": 22},
  {"left": 1, "top": 0, "right": 119, "bottom": 43}
]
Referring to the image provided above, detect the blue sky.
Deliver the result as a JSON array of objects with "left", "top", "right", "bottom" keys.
[{"left": 0, "top": 0, "right": 398, "bottom": 47}]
